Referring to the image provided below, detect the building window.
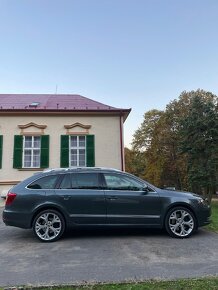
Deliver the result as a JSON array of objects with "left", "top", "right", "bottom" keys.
[
  {"left": 13, "top": 135, "right": 49, "bottom": 169},
  {"left": 60, "top": 135, "right": 95, "bottom": 168},
  {"left": 70, "top": 136, "right": 86, "bottom": 167},
  {"left": 23, "top": 136, "right": 41, "bottom": 168}
]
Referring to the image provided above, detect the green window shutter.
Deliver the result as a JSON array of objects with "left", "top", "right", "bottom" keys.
[
  {"left": 0, "top": 135, "right": 3, "bottom": 169},
  {"left": 61, "top": 135, "right": 69, "bottom": 167},
  {"left": 13, "top": 135, "right": 23, "bottom": 169},
  {"left": 86, "top": 135, "right": 95, "bottom": 167},
  {"left": 40, "top": 135, "right": 50, "bottom": 168}
]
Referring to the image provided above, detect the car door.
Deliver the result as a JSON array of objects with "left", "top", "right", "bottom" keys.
[
  {"left": 55, "top": 172, "right": 107, "bottom": 225},
  {"left": 103, "top": 172, "right": 161, "bottom": 225}
]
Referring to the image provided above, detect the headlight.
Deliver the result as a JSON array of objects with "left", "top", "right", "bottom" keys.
[{"left": 197, "top": 197, "right": 208, "bottom": 206}]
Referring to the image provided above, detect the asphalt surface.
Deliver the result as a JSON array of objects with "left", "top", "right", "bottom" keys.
[{"left": 0, "top": 206, "right": 218, "bottom": 287}]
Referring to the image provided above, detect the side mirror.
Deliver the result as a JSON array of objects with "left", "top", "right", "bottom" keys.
[{"left": 142, "top": 185, "right": 148, "bottom": 192}]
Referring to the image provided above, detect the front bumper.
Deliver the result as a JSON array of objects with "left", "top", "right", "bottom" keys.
[{"left": 195, "top": 205, "right": 211, "bottom": 227}]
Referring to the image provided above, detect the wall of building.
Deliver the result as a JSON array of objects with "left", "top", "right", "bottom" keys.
[{"left": 0, "top": 114, "right": 122, "bottom": 196}]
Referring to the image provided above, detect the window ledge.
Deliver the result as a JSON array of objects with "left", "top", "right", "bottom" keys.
[
  {"left": 18, "top": 168, "right": 45, "bottom": 171},
  {"left": 0, "top": 180, "right": 20, "bottom": 185}
]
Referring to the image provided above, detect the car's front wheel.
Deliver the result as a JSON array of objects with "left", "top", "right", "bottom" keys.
[
  {"left": 165, "top": 207, "right": 196, "bottom": 238},
  {"left": 33, "top": 209, "right": 65, "bottom": 242}
]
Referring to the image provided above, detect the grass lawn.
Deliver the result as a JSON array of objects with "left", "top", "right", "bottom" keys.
[
  {"left": 3, "top": 277, "right": 218, "bottom": 290},
  {"left": 206, "top": 199, "right": 218, "bottom": 233}
]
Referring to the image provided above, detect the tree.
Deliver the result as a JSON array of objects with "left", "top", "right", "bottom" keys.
[
  {"left": 130, "top": 89, "right": 218, "bottom": 197},
  {"left": 132, "top": 108, "right": 185, "bottom": 188},
  {"left": 179, "top": 95, "right": 218, "bottom": 200},
  {"left": 124, "top": 147, "right": 146, "bottom": 178},
  {"left": 132, "top": 109, "right": 164, "bottom": 151},
  {"left": 131, "top": 110, "right": 167, "bottom": 186}
]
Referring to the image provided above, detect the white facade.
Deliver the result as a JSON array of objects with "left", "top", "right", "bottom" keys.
[{"left": 0, "top": 113, "right": 126, "bottom": 197}]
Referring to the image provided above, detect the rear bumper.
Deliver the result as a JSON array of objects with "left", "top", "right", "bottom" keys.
[{"left": 2, "top": 209, "right": 32, "bottom": 229}]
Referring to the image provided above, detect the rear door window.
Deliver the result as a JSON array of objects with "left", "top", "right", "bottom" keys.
[{"left": 58, "top": 173, "right": 100, "bottom": 190}]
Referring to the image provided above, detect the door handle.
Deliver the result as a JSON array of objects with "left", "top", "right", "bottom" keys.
[
  {"left": 107, "top": 196, "right": 118, "bottom": 200},
  {"left": 61, "top": 195, "right": 70, "bottom": 200}
]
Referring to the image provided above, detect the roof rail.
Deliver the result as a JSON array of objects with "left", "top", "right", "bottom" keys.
[
  {"left": 43, "top": 167, "right": 121, "bottom": 173},
  {"left": 89, "top": 167, "right": 121, "bottom": 171},
  {"left": 43, "top": 168, "right": 67, "bottom": 173}
]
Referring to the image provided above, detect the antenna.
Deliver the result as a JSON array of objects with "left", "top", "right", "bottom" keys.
[{"left": 55, "top": 85, "right": 58, "bottom": 94}]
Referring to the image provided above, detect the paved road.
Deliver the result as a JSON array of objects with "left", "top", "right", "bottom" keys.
[{"left": 0, "top": 207, "right": 218, "bottom": 287}]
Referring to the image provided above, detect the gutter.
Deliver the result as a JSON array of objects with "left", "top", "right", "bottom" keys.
[{"left": 120, "top": 115, "right": 124, "bottom": 171}]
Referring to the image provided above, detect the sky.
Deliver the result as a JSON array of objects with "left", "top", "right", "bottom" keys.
[{"left": 0, "top": 0, "right": 218, "bottom": 147}]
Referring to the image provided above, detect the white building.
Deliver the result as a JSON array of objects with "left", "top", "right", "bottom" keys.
[{"left": 0, "top": 94, "right": 131, "bottom": 197}]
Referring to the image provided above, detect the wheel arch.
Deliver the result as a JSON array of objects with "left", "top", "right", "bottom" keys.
[{"left": 31, "top": 204, "right": 67, "bottom": 228}]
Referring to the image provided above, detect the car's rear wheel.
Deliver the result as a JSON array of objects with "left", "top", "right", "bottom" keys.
[
  {"left": 165, "top": 207, "right": 196, "bottom": 238},
  {"left": 33, "top": 209, "right": 65, "bottom": 242}
]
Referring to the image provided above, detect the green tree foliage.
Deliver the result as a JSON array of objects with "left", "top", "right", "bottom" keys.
[
  {"left": 124, "top": 147, "right": 146, "bottom": 177},
  {"left": 132, "top": 109, "right": 164, "bottom": 151},
  {"left": 179, "top": 95, "right": 218, "bottom": 199},
  {"left": 128, "top": 89, "right": 218, "bottom": 200}
]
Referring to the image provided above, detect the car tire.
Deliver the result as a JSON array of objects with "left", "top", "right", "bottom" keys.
[
  {"left": 165, "top": 206, "right": 196, "bottom": 238},
  {"left": 33, "top": 209, "right": 65, "bottom": 242}
]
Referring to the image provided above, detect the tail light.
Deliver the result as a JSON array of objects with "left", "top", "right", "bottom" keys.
[{"left": 5, "top": 192, "right": 17, "bottom": 206}]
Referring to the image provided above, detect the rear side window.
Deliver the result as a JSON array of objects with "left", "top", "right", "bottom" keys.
[
  {"left": 58, "top": 173, "right": 100, "bottom": 190},
  {"left": 28, "top": 175, "right": 59, "bottom": 189}
]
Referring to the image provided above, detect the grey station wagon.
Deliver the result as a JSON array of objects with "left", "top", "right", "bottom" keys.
[{"left": 2, "top": 167, "right": 211, "bottom": 242}]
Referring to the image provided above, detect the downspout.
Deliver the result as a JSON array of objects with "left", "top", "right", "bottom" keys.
[{"left": 119, "top": 114, "right": 124, "bottom": 171}]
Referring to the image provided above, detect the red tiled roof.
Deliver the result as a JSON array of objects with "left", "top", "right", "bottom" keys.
[
  {"left": 0, "top": 94, "right": 131, "bottom": 119},
  {"left": 0, "top": 94, "right": 113, "bottom": 110}
]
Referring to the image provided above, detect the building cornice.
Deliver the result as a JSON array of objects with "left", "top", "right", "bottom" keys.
[{"left": 0, "top": 109, "right": 131, "bottom": 122}]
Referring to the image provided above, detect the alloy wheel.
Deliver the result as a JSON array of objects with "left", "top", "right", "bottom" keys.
[
  {"left": 33, "top": 210, "right": 65, "bottom": 242},
  {"left": 166, "top": 207, "right": 196, "bottom": 238}
]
